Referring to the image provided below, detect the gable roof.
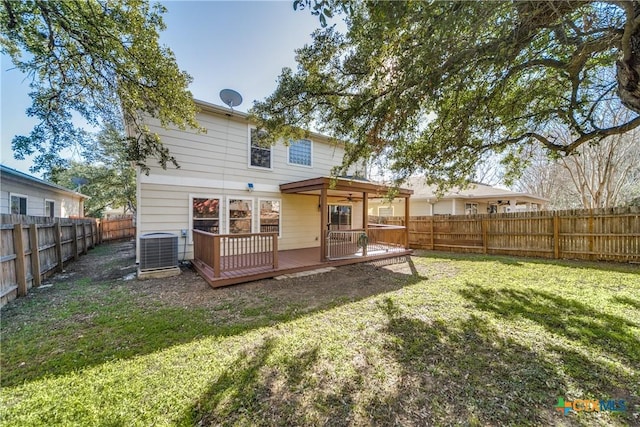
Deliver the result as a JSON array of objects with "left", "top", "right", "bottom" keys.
[
  {"left": 0, "top": 164, "right": 89, "bottom": 199},
  {"left": 403, "top": 177, "right": 547, "bottom": 203},
  {"left": 194, "top": 99, "right": 341, "bottom": 147}
]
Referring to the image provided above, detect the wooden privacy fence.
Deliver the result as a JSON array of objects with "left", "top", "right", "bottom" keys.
[
  {"left": 1, "top": 214, "right": 98, "bottom": 306},
  {"left": 99, "top": 215, "right": 135, "bottom": 242},
  {"left": 371, "top": 206, "right": 640, "bottom": 263}
]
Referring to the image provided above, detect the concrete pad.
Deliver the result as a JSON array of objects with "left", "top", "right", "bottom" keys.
[{"left": 137, "top": 267, "right": 181, "bottom": 280}]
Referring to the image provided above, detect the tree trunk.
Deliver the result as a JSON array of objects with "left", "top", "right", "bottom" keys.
[{"left": 616, "top": 3, "right": 640, "bottom": 113}]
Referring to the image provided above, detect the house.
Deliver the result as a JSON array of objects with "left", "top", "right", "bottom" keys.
[
  {"left": 135, "top": 99, "right": 412, "bottom": 286},
  {"left": 0, "top": 164, "right": 87, "bottom": 218},
  {"left": 369, "top": 178, "right": 547, "bottom": 217}
]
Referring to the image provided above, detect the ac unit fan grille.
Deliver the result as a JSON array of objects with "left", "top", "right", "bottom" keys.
[{"left": 140, "top": 233, "right": 178, "bottom": 271}]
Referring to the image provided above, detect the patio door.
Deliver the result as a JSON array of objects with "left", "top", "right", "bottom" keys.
[{"left": 328, "top": 205, "right": 352, "bottom": 230}]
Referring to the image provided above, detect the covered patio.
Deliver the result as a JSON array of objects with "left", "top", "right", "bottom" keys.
[{"left": 192, "top": 177, "right": 413, "bottom": 288}]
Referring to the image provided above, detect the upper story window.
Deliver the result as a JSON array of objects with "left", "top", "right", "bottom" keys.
[
  {"left": 249, "top": 128, "right": 271, "bottom": 169},
  {"left": 288, "top": 139, "right": 312, "bottom": 167},
  {"left": 45, "top": 200, "right": 55, "bottom": 218},
  {"left": 10, "top": 194, "right": 27, "bottom": 215}
]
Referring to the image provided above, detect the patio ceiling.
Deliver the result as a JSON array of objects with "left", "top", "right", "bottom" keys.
[{"left": 279, "top": 177, "right": 413, "bottom": 199}]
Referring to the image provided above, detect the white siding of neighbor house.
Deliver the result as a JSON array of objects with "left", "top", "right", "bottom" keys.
[
  {"left": 137, "top": 107, "right": 356, "bottom": 262},
  {"left": 0, "top": 179, "right": 82, "bottom": 217}
]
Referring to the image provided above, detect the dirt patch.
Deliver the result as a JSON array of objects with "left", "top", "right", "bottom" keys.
[{"left": 20, "top": 240, "right": 456, "bottom": 316}]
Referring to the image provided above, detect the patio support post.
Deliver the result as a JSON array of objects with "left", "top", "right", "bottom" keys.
[
  {"left": 404, "top": 196, "right": 410, "bottom": 249},
  {"left": 362, "top": 192, "right": 368, "bottom": 257},
  {"left": 320, "top": 187, "right": 328, "bottom": 262}
]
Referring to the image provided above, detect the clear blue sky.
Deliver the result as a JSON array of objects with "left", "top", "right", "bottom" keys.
[{"left": 1, "top": 0, "right": 330, "bottom": 175}]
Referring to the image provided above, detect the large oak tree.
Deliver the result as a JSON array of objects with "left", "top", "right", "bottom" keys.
[
  {"left": 1, "top": 0, "right": 201, "bottom": 173},
  {"left": 251, "top": 0, "right": 640, "bottom": 188}
]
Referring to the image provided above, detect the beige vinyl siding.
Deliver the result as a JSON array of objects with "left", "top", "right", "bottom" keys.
[
  {"left": 0, "top": 179, "right": 81, "bottom": 217},
  {"left": 142, "top": 113, "right": 345, "bottom": 186},
  {"left": 139, "top": 183, "right": 338, "bottom": 261}
]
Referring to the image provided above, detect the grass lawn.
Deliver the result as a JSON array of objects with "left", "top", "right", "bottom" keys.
[{"left": 1, "top": 243, "right": 639, "bottom": 426}]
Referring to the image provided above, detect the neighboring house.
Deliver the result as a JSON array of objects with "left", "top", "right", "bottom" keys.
[
  {"left": 135, "top": 99, "right": 412, "bottom": 286},
  {"left": 369, "top": 177, "right": 547, "bottom": 217},
  {"left": 0, "top": 164, "right": 88, "bottom": 218}
]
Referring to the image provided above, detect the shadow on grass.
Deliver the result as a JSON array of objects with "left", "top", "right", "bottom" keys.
[
  {"left": 1, "top": 246, "right": 424, "bottom": 388},
  {"left": 182, "top": 298, "right": 635, "bottom": 426},
  {"left": 458, "top": 286, "right": 640, "bottom": 365}
]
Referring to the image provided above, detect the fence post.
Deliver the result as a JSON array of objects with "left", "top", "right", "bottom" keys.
[
  {"left": 29, "top": 224, "right": 42, "bottom": 287},
  {"left": 72, "top": 223, "right": 79, "bottom": 260},
  {"left": 553, "top": 214, "right": 560, "bottom": 259},
  {"left": 430, "top": 217, "right": 434, "bottom": 250},
  {"left": 588, "top": 212, "right": 594, "bottom": 260},
  {"left": 55, "top": 222, "right": 64, "bottom": 272},
  {"left": 482, "top": 218, "right": 488, "bottom": 254},
  {"left": 81, "top": 222, "right": 88, "bottom": 255},
  {"left": 12, "top": 224, "right": 28, "bottom": 297}
]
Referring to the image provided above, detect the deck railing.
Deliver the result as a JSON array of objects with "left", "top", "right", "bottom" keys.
[
  {"left": 327, "top": 225, "right": 407, "bottom": 259},
  {"left": 367, "top": 224, "right": 407, "bottom": 252},
  {"left": 193, "top": 230, "right": 278, "bottom": 278}
]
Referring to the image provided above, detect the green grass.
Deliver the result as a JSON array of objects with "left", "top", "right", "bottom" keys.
[{"left": 1, "top": 250, "right": 639, "bottom": 426}]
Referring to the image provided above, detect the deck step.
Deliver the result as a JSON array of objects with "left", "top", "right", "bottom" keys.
[{"left": 273, "top": 267, "right": 336, "bottom": 280}]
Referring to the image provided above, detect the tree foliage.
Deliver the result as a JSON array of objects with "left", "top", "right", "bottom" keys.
[
  {"left": 252, "top": 0, "right": 640, "bottom": 188},
  {"left": 49, "top": 124, "right": 136, "bottom": 218},
  {"left": 1, "top": 0, "right": 202, "bottom": 173}
]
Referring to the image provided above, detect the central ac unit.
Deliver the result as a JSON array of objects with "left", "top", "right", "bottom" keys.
[{"left": 139, "top": 232, "right": 178, "bottom": 271}]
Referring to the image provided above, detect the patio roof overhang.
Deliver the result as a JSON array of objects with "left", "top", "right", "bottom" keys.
[{"left": 279, "top": 177, "right": 413, "bottom": 199}]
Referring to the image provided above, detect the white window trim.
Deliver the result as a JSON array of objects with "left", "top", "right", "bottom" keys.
[
  {"left": 328, "top": 203, "right": 353, "bottom": 228},
  {"left": 227, "top": 196, "right": 255, "bottom": 235},
  {"left": 258, "top": 198, "right": 282, "bottom": 238},
  {"left": 44, "top": 199, "right": 55, "bottom": 218},
  {"left": 189, "top": 193, "right": 223, "bottom": 244},
  {"left": 287, "top": 138, "right": 313, "bottom": 168},
  {"left": 465, "top": 202, "right": 478, "bottom": 215},
  {"left": 10, "top": 193, "right": 28, "bottom": 215},
  {"left": 247, "top": 126, "right": 273, "bottom": 171},
  {"left": 377, "top": 206, "right": 394, "bottom": 216}
]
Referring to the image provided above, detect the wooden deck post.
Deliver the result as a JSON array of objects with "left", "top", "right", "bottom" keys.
[
  {"left": 272, "top": 233, "right": 278, "bottom": 269},
  {"left": 213, "top": 235, "right": 221, "bottom": 277},
  {"left": 55, "top": 222, "right": 64, "bottom": 272},
  {"left": 320, "top": 187, "right": 328, "bottom": 262},
  {"left": 362, "top": 191, "right": 368, "bottom": 257},
  {"left": 13, "top": 224, "right": 28, "bottom": 297},
  {"left": 29, "top": 224, "right": 42, "bottom": 287},
  {"left": 404, "top": 196, "right": 410, "bottom": 249}
]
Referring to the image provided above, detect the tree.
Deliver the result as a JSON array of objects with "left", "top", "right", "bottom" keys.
[
  {"left": 515, "top": 114, "right": 640, "bottom": 209},
  {"left": 49, "top": 125, "right": 136, "bottom": 218},
  {"left": 1, "top": 0, "right": 201, "bottom": 174},
  {"left": 251, "top": 1, "right": 640, "bottom": 188}
]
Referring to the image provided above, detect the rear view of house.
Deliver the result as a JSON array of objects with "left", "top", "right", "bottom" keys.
[{"left": 135, "top": 99, "right": 412, "bottom": 286}]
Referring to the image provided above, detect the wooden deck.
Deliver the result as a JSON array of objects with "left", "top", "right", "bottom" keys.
[{"left": 192, "top": 246, "right": 412, "bottom": 288}]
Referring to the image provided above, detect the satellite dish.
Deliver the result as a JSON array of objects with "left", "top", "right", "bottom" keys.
[{"left": 219, "top": 89, "right": 243, "bottom": 109}]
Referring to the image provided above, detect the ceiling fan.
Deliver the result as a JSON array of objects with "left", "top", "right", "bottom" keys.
[{"left": 336, "top": 193, "right": 359, "bottom": 203}]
